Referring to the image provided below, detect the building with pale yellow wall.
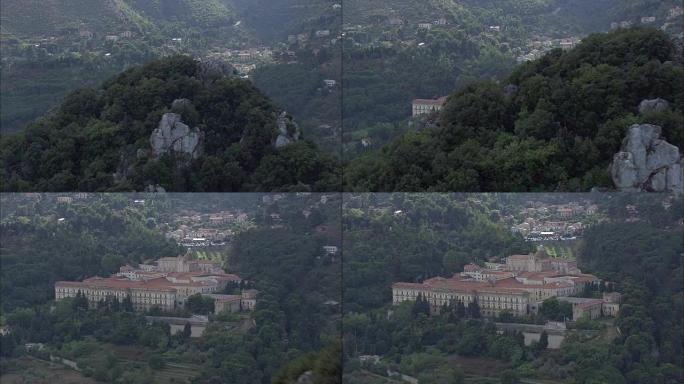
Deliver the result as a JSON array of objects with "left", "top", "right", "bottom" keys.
[
  {"left": 392, "top": 252, "right": 609, "bottom": 319},
  {"left": 54, "top": 256, "right": 253, "bottom": 313}
]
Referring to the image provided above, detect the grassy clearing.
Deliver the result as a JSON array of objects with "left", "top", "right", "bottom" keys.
[{"left": 542, "top": 244, "right": 575, "bottom": 260}]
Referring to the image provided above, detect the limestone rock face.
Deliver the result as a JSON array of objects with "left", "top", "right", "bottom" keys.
[
  {"left": 610, "top": 124, "right": 683, "bottom": 192},
  {"left": 150, "top": 113, "right": 203, "bottom": 159},
  {"left": 274, "top": 111, "right": 301, "bottom": 148},
  {"left": 295, "top": 371, "right": 314, "bottom": 384},
  {"left": 638, "top": 98, "right": 670, "bottom": 115}
]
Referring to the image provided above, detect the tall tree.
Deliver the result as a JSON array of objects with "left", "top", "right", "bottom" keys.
[{"left": 467, "top": 299, "right": 481, "bottom": 319}]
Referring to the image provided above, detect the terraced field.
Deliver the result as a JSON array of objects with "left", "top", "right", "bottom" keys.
[
  {"left": 0, "top": 356, "right": 96, "bottom": 384},
  {"left": 110, "top": 344, "right": 202, "bottom": 383}
]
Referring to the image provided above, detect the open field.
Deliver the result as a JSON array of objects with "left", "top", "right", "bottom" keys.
[
  {"left": 541, "top": 243, "right": 577, "bottom": 260},
  {"left": 192, "top": 249, "right": 228, "bottom": 262}
]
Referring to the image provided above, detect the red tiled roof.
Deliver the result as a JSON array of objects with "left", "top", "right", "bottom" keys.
[
  {"left": 482, "top": 271, "right": 512, "bottom": 276},
  {"left": 563, "top": 274, "right": 599, "bottom": 283},
  {"left": 496, "top": 277, "right": 573, "bottom": 290},
  {"left": 463, "top": 264, "right": 480, "bottom": 272},
  {"left": 56, "top": 271, "right": 241, "bottom": 291},
  {"left": 517, "top": 271, "right": 560, "bottom": 280},
  {"left": 166, "top": 272, "right": 202, "bottom": 278},
  {"left": 56, "top": 277, "right": 176, "bottom": 292},
  {"left": 214, "top": 273, "right": 241, "bottom": 281},
  {"left": 393, "top": 274, "right": 576, "bottom": 296}
]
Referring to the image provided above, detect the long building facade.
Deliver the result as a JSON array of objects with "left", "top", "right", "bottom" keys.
[
  {"left": 55, "top": 256, "right": 255, "bottom": 313},
  {"left": 393, "top": 278, "right": 533, "bottom": 317},
  {"left": 393, "top": 251, "right": 607, "bottom": 319}
]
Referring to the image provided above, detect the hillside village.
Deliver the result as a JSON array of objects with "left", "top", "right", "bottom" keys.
[
  {"left": 507, "top": 200, "right": 600, "bottom": 241},
  {"left": 162, "top": 209, "right": 252, "bottom": 247}
]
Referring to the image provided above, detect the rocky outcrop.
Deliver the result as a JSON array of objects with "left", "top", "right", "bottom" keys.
[
  {"left": 274, "top": 111, "right": 301, "bottom": 148},
  {"left": 610, "top": 124, "right": 683, "bottom": 192},
  {"left": 295, "top": 371, "right": 314, "bottom": 384},
  {"left": 150, "top": 112, "right": 203, "bottom": 159},
  {"left": 638, "top": 98, "right": 670, "bottom": 115}
]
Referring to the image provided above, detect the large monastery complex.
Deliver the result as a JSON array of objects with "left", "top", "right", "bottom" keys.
[
  {"left": 392, "top": 250, "right": 619, "bottom": 320},
  {"left": 55, "top": 256, "right": 257, "bottom": 314}
]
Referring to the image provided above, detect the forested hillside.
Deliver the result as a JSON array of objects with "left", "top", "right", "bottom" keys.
[
  {"left": 560, "top": 196, "right": 683, "bottom": 383},
  {"left": 340, "top": 0, "right": 628, "bottom": 158},
  {"left": 0, "top": 194, "right": 342, "bottom": 383},
  {"left": 342, "top": 193, "right": 683, "bottom": 384},
  {"left": 125, "top": 0, "right": 236, "bottom": 29},
  {"left": 0, "top": 0, "right": 151, "bottom": 37},
  {"left": 344, "top": 28, "right": 684, "bottom": 191},
  {"left": 0, "top": 56, "right": 340, "bottom": 192},
  {"left": 2, "top": 0, "right": 333, "bottom": 136},
  {"left": 228, "top": 0, "right": 338, "bottom": 42},
  {"left": 0, "top": 0, "right": 255, "bottom": 134},
  {"left": 0, "top": 0, "right": 244, "bottom": 40},
  {"left": 342, "top": 194, "right": 534, "bottom": 383},
  {"left": 0, "top": 195, "right": 180, "bottom": 312},
  {"left": 343, "top": 194, "right": 531, "bottom": 313}
]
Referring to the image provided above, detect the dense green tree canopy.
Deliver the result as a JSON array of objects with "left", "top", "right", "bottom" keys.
[
  {"left": 0, "top": 197, "right": 180, "bottom": 312},
  {"left": 342, "top": 194, "right": 683, "bottom": 383},
  {"left": 1, "top": 193, "right": 342, "bottom": 383},
  {"left": 1, "top": 56, "right": 340, "bottom": 192},
  {"left": 345, "top": 28, "right": 684, "bottom": 191},
  {"left": 343, "top": 194, "right": 532, "bottom": 313}
]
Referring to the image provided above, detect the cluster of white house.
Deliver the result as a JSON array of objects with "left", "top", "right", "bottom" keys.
[
  {"left": 392, "top": 251, "right": 620, "bottom": 320},
  {"left": 55, "top": 256, "right": 257, "bottom": 315}
]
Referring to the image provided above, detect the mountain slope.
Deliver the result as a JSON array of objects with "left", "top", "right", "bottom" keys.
[
  {"left": 0, "top": 0, "right": 243, "bottom": 37},
  {"left": 344, "top": 27, "right": 684, "bottom": 192},
  {"left": 124, "top": 0, "right": 236, "bottom": 28},
  {"left": 339, "top": 0, "right": 631, "bottom": 159},
  {"left": 0, "top": 56, "right": 340, "bottom": 192},
  {"left": 0, "top": 0, "right": 153, "bottom": 37},
  {"left": 227, "top": 0, "right": 339, "bottom": 42}
]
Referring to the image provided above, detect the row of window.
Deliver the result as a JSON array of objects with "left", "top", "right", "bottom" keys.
[
  {"left": 56, "top": 288, "right": 174, "bottom": 300},
  {"left": 395, "top": 291, "right": 526, "bottom": 304}
]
